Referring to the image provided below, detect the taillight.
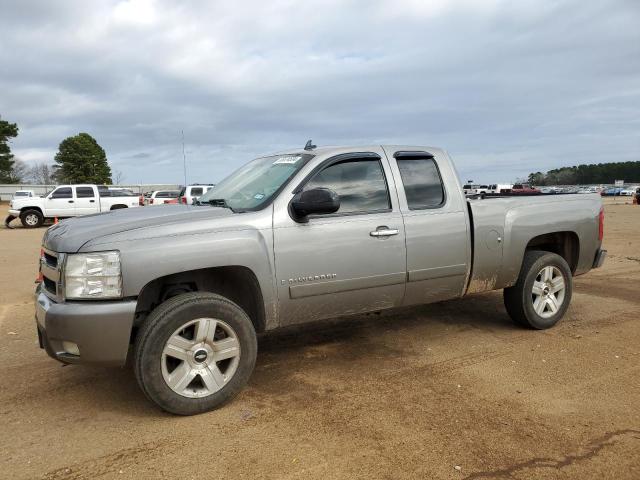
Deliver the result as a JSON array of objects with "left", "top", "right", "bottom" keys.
[
  {"left": 598, "top": 207, "right": 604, "bottom": 241},
  {"left": 150, "top": 198, "right": 154, "bottom": 204},
  {"left": 181, "top": 196, "right": 187, "bottom": 204}
]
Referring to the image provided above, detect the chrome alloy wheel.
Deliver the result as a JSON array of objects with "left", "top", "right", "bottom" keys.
[
  {"left": 531, "top": 266, "right": 566, "bottom": 319},
  {"left": 161, "top": 318, "right": 241, "bottom": 398},
  {"left": 24, "top": 213, "right": 39, "bottom": 226}
]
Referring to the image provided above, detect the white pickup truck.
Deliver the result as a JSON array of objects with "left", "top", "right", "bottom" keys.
[{"left": 6, "top": 184, "right": 140, "bottom": 228}]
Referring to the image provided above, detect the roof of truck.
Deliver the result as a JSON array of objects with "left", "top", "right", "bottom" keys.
[{"left": 271, "top": 145, "right": 445, "bottom": 157}]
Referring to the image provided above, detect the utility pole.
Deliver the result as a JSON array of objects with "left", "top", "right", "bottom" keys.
[{"left": 181, "top": 130, "right": 187, "bottom": 187}]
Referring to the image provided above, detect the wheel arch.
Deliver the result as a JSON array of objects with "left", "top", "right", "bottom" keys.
[
  {"left": 20, "top": 206, "right": 43, "bottom": 215},
  {"left": 134, "top": 265, "right": 266, "bottom": 337},
  {"left": 110, "top": 204, "right": 128, "bottom": 210},
  {"left": 524, "top": 231, "right": 580, "bottom": 274}
]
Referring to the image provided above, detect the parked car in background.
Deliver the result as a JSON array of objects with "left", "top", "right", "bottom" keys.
[
  {"left": 178, "top": 184, "right": 215, "bottom": 205},
  {"left": 488, "top": 184, "right": 513, "bottom": 194},
  {"left": 620, "top": 187, "right": 638, "bottom": 196},
  {"left": 472, "top": 185, "right": 490, "bottom": 197},
  {"left": 146, "top": 190, "right": 180, "bottom": 205},
  {"left": 510, "top": 183, "right": 541, "bottom": 195},
  {"left": 7, "top": 184, "right": 140, "bottom": 228},
  {"left": 12, "top": 190, "right": 36, "bottom": 199},
  {"left": 601, "top": 187, "right": 622, "bottom": 196},
  {"left": 34, "top": 144, "right": 606, "bottom": 415},
  {"left": 103, "top": 188, "right": 138, "bottom": 198}
]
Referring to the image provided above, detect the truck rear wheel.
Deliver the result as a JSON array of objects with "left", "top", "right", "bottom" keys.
[
  {"left": 20, "top": 209, "right": 44, "bottom": 228},
  {"left": 503, "top": 251, "right": 572, "bottom": 329},
  {"left": 133, "top": 292, "right": 257, "bottom": 415}
]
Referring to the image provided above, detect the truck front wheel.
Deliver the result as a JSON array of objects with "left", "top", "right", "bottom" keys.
[
  {"left": 133, "top": 292, "right": 257, "bottom": 415},
  {"left": 20, "top": 209, "right": 44, "bottom": 228},
  {"left": 503, "top": 251, "right": 573, "bottom": 329}
]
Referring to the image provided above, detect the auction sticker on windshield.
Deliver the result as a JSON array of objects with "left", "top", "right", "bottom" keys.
[{"left": 273, "top": 155, "right": 302, "bottom": 165}]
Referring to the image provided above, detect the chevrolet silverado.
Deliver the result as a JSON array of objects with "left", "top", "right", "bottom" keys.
[{"left": 35, "top": 145, "right": 606, "bottom": 414}]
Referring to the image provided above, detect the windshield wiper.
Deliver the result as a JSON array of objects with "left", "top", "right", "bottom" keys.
[{"left": 207, "top": 198, "right": 237, "bottom": 212}]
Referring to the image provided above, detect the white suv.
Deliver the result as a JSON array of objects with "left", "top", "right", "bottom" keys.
[
  {"left": 178, "top": 185, "right": 214, "bottom": 205},
  {"left": 145, "top": 190, "right": 180, "bottom": 205}
]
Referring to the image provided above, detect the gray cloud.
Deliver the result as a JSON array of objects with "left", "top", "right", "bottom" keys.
[{"left": 1, "top": 0, "right": 639, "bottom": 184}]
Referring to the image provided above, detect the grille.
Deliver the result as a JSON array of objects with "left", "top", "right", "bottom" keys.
[
  {"left": 43, "top": 251, "right": 57, "bottom": 269},
  {"left": 43, "top": 277, "right": 57, "bottom": 295},
  {"left": 40, "top": 248, "right": 64, "bottom": 301}
]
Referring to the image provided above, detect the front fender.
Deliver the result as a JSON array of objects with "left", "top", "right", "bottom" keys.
[{"left": 82, "top": 227, "right": 277, "bottom": 329}]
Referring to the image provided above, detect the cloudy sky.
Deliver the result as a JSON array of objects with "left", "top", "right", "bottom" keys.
[{"left": 1, "top": 0, "right": 639, "bottom": 184}]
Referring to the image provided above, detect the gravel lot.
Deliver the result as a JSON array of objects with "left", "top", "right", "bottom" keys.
[{"left": 1, "top": 199, "right": 638, "bottom": 480}]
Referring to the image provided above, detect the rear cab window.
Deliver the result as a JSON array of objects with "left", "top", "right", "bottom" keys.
[
  {"left": 394, "top": 153, "right": 445, "bottom": 209},
  {"left": 76, "top": 187, "right": 95, "bottom": 198}
]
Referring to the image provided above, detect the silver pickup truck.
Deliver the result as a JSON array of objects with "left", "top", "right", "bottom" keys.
[{"left": 35, "top": 145, "right": 606, "bottom": 415}]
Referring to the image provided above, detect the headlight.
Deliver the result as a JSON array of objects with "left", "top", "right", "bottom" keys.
[{"left": 64, "top": 251, "right": 122, "bottom": 299}]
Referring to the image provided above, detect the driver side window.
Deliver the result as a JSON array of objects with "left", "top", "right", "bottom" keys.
[
  {"left": 50, "top": 187, "right": 72, "bottom": 199},
  {"left": 304, "top": 159, "right": 391, "bottom": 215}
]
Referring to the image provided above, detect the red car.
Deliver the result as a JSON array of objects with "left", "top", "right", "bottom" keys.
[{"left": 509, "top": 183, "right": 541, "bottom": 195}]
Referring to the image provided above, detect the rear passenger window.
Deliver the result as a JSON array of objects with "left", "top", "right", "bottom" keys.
[
  {"left": 304, "top": 159, "right": 390, "bottom": 214},
  {"left": 190, "top": 187, "right": 203, "bottom": 196},
  {"left": 396, "top": 158, "right": 445, "bottom": 209},
  {"left": 76, "top": 187, "right": 95, "bottom": 198}
]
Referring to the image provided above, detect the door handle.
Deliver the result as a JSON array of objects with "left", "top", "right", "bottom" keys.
[
  {"left": 370, "top": 227, "right": 399, "bottom": 237},
  {"left": 68, "top": 200, "right": 74, "bottom": 203},
  {"left": 89, "top": 200, "right": 95, "bottom": 203}
]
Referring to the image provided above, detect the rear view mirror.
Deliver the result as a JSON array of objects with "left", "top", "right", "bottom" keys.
[{"left": 291, "top": 188, "right": 340, "bottom": 221}]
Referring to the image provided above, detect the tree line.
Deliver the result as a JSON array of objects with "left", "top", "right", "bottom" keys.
[
  {"left": 528, "top": 161, "right": 640, "bottom": 186},
  {"left": 1, "top": 114, "right": 117, "bottom": 185}
]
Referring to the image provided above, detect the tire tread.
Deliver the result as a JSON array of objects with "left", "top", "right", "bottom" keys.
[
  {"left": 504, "top": 250, "right": 572, "bottom": 329},
  {"left": 133, "top": 292, "right": 257, "bottom": 415}
]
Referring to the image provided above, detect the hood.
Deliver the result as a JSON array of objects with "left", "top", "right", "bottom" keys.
[
  {"left": 43, "top": 205, "right": 235, "bottom": 252},
  {"left": 10, "top": 196, "right": 41, "bottom": 208}
]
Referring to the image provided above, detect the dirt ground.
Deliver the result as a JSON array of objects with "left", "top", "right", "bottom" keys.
[{"left": 0, "top": 198, "right": 638, "bottom": 480}]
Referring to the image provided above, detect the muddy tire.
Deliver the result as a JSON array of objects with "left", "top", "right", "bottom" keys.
[
  {"left": 503, "top": 251, "right": 573, "bottom": 329},
  {"left": 134, "top": 292, "right": 257, "bottom": 415},
  {"left": 20, "top": 209, "right": 44, "bottom": 228}
]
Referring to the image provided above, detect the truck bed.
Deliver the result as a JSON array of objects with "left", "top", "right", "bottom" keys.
[{"left": 466, "top": 193, "right": 602, "bottom": 294}]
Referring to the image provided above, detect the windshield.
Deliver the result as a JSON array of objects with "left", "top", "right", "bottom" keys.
[
  {"left": 198, "top": 153, "right": 313, "bottom": 211},
  {"left": 14, "top": 192, "right": 30, "bottom": 196}
]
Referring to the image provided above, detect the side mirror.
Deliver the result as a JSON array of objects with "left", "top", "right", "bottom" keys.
[{"left": 291, "top": 188, "right": 340, "bottom": 221}]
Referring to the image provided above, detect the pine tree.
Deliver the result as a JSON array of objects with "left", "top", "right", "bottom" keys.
[
  {"left": 0, "top": 116, "right": 19, "bottom": 183},
  {"left": 53, "top": 133, "right": 112, "bottom": 184}
]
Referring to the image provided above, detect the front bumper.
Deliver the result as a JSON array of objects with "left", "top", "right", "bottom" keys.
[
  {"left": 593, "top": 249, "right": 607, "bottom": 269},
  {"left": 35, "top": 287, "right": 137, "bottom": 366}
]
